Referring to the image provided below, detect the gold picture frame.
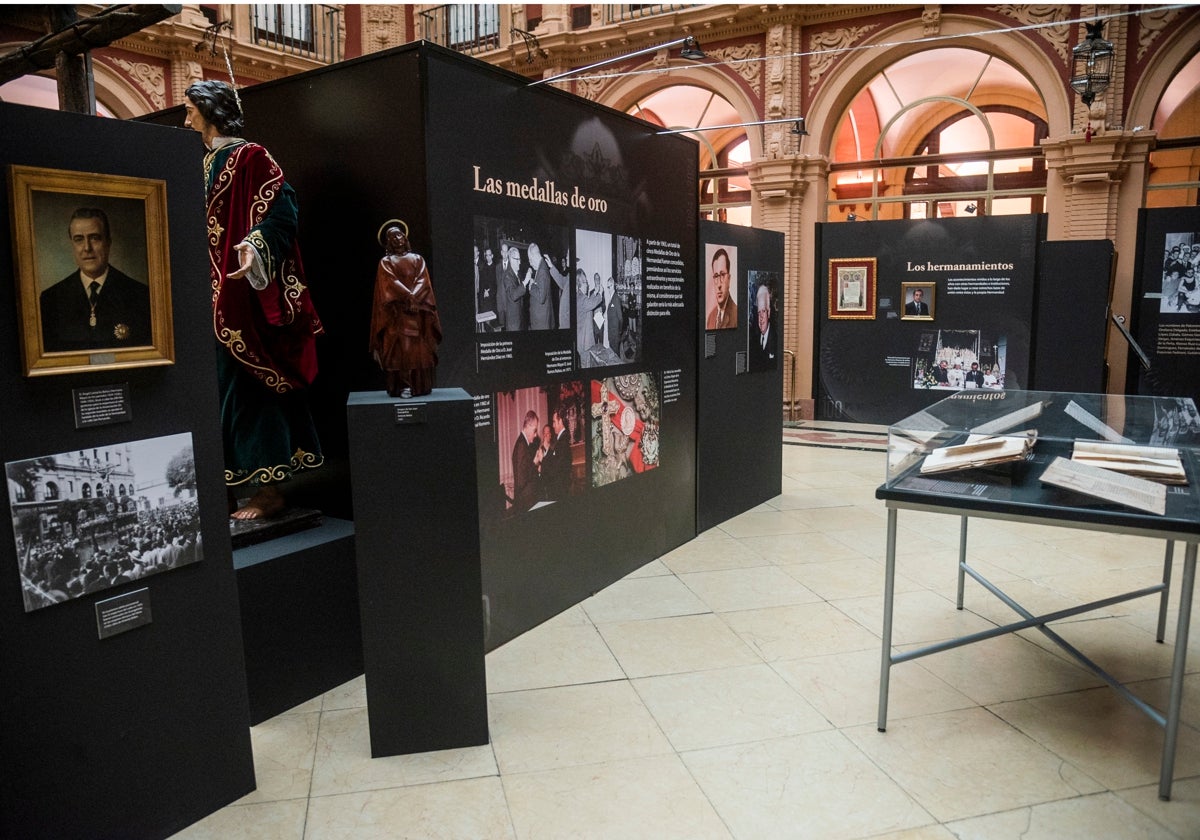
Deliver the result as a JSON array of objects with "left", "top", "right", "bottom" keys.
[
  {"left": 8, "top": 164, "right": 174, "bottom": 377},
  {"left": 828, "top": 257, "right": 876, "bottom": 320},
  {"left": 900, "top": 281, "right": 936, "bottom": 320}
]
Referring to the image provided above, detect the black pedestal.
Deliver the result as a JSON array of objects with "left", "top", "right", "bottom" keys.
[
  {"left": 234, "top": 518, "right": 363, "bottom": 725},
  {"left": 347, "top": 389, "right": 488, "bottom": 756}
]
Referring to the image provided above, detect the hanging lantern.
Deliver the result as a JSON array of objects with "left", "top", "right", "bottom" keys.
[{"left": 1070, "top": 21, "right": 1114, "bottom": 107}]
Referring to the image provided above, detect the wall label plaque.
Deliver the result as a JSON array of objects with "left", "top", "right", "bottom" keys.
[
  {"left": 95, "top": 587, "right": 152, "bottom": 640},
  {"left": 394, "top": 403, "right": 428, "bottom": 425},
  {"left": 73, "top": 383, "right": 132, "bottom": 428}
]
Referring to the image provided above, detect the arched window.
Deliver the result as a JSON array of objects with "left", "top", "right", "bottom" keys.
[
  {"left": 81, "top": 483, "right": 92, "bottom": 499},
  {"left": 43, "top": 482, "right": 59, "bottom": 500},
  {"left": 628, "top": 85, "right": 753, "bottom": 225},
  {"left": 828, "top": 48, "right": 1048, "bottom": 221},
  {"left": 1147, "top": 51, "right": 1200, "bottom": 208}
]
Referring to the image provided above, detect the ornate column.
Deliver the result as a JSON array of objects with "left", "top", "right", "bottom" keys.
[
  {"left": 746, "top": 154, "right": 829, "bottom": 419},
  {"left": 1042, "top": 129, "right": 1156, "bottom": 394}
]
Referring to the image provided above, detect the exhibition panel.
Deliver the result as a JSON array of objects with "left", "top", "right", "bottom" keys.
[
  {"left": 1132, "top": 206, "right": 1200, "bottom": 411},
  {"left": 698, "top": 220, "right": 785, "bottom": 532},
  {"left": 0, "top": 102, "right": 255, "bottom": 839},
  {"left": 816, "top": 215, "right": 1045, "bottom": 424}
]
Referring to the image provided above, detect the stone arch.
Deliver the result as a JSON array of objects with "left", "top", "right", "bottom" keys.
[
  {"left": 806, "top": 14, "right": 1072, "bottom": 157},
  {"left": 1126, "top": 15, "right": 1200, "bottom": 131}
]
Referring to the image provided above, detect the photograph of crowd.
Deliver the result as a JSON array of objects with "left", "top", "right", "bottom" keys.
[
  {"left": 1161, "top": 232, "right": 1200, "bottom": 314},
  {"left": 591, "top": 372, "right": 661, "bottom": 488},
  {"left": 910, "top": 329, "right": 1008, "bottom": 391},
  {"left": 474, "top": 216, "right": 572, "bottom": 333},
  {"left": 1150, "top": 397, "right": 1200, "bottom": 447},
  {"left": 495, "top": 381, "right": 588, "bottom": 514},
  {"left": 7, "top": 432, "right": 202, "bottom": 612},
  {"left": 746, "top": 270, "right": 780, "bottom": 372},
  {"left": 576, "top": 229, "right": 643, "bottom": 367}
]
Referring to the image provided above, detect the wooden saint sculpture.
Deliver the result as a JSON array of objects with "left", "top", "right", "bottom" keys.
[{"left": 370, "top": 219, "right": 442, "bottom": 398}]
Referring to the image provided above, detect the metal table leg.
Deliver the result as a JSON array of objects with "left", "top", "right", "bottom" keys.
[
  {"left": 956, "top": 516, "right": 968, "bottom": 610},
  {"left": 878, "top": 507, "right": 898, "bottom": 732},
  {"left": 1160, "top": 541, "right": 1197, "bottom": 801},
  {"left": 1157, "top": 541, "right": 1175, "bottom": 644}
]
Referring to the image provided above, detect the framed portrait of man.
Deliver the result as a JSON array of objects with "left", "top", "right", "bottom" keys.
[
  {"left": 900, "top": 281, "right": 936, "bottom": 320},
  {"left": 827, "top": 257, "right": 876, "bottom": 320},
  {"left": 704, "top": 242, "right": 738, "bottom": 330},
  {"left": 8, "top": 164, "right": 175, "bottom": 377}
]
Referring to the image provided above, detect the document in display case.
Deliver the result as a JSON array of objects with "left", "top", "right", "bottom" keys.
[{"left": 876, "top": 390, "right": 1200, "bottom": 801}]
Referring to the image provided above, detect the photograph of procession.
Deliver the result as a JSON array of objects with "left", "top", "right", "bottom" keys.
[
  {"left": 910, "top": 329, "right": 1009, "bottom": 391},
  {"left": 7, "top": 432, "right": 202, "bottom": 612}
]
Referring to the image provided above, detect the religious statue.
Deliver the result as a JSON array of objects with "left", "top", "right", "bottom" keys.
[{"left": 369, "top": 219, "right": 442, "bottom": 398}]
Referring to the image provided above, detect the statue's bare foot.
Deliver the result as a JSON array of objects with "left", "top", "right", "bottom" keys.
[{"left": 231, "top": 485, "right": 286, "bottom": 520}]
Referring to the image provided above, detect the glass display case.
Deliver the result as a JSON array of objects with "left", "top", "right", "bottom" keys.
[
  {"left": 881, "top": 390, "right": 1200, "bottom": 532},
  {"left": 875, "top": 390, "right": 1200, "bottom": 801}
]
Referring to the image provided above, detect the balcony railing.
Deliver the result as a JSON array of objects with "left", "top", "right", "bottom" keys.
[
  {"left": 250, "top": 4, "right": 342, "bottom": 64},
  {"left": 419, "top": 4, "right": 500, "bottom": 55},
  {"left": 603, "top": 4, "right": 694, "bottom": 24}
]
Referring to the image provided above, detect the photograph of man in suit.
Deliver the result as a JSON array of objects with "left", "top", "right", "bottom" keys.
[
  {"left": 540, "top": 408, "right": 572, "bottom": 500},
  {"left": 511, "top": 409, "right": 540, "bottom": 512},
  {"left": 748, "top": 281, "right": 777, "bottom": 372},
  {"left": 40, "top": 207, "right": 151, "bottom": 352},
  {"left": 705, "top": 246, "right": 738, "bottom": 330},
  {"left": 904, "top": 286, "right": 931, "bottom": 317}
]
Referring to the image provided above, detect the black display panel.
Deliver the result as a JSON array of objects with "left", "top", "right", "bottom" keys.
[
  {"left": 815, "top": 215, "right": 1043, "bottom": 424},
  {"left": 147, "top": 45, "right": 700, "bottom": 651},
  {"left": 422, "top": 49, "right": 699, "bottom": 649},
  {"left": 697, "top": 221, "right": 785, "bottom": 532},
  {"left": 0, "top": 102, "right": 254, "bottom": 838},
  {"left": 1131, "top": 207, "right": 1200, "bottom": 416}
]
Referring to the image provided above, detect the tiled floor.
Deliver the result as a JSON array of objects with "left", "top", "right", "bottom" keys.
[{"left": 173, "top": 435, "right": 1200, "bottom": 839}]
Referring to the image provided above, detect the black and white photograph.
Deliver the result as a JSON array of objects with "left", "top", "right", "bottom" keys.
[
  {"left": 1161, "top": 232, "right": 1200, "bottom": 314},
  {"left": 591, "top": 372, "right": 661, "bottom": 488},
  {"left": 576, "top": 229, "right": 643, "bottom": 367},
  {"left": 495, "top": 382, "right": 586, "bottom": 514},
  {"left": 747, "top": 270, "right": 780, "bottom": 372},
  {"left": 8, "top": 432, "right": 203, "bottom": 612},
  {"left": 474, "top": 216, "right": 572, "bottom": 333},
  {"left": 910, "top": 329, "right": 1007, "bottom": 391}
]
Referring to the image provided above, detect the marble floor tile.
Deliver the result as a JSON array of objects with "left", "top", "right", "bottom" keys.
[
  {"left": 944, "top": 791, "right": 1177, "bottom": 839},
  {"left": 844, "top": 707, "right": 1104, "bottom": 822},
  {"left": 769, "top": 487, "right": 865, "bottom": 510},
  {"left": 309, "top": 708, "right": 497, "bottom": 797},
  {"left": 715, "top": 507, "right": 820, "bottom": 538},
  {"left": 622, "top": 558, "right": 670, "bottom": 578},
  {"left": 595, "top": 612, "right": 760, "bottom": 678},
  {"left": 897, "top": 633, "right": 1103, "bottom": 706},
  {"left": 781, "top": 468, "right": 882, "bottom": 489},
  {"left": 739, "top": 531, "right": 867, "bottom": 565},
  {"left": 678, "top": 565, "right": 823, "bottom": 613},
  {"left": 1116, "top": 774, "right": 1200, "bottom": 838},
  {"left": 485, "top": 621, "right": 624, "bottom": 693},
  {"left": 169, "top": 799, "right": 307, "bottom": 840},
  {"left": 487, "top": 681, "right": 674, "bottom": 775},
  {"left": 822, "top": 525, "right": 950, "bottom": 563},
  {"left": 989, "top": 685, "right": 1200, "bottom": 791},
  {"left": 632, "top": 663, "right": 830, "bottom": 751},
  {"left": 579, "top": 575, "right": 709, "bottom": 623},
  {"left": 659, "top": 535, "right": 772, "bottom": 574},
  {"left": 724, "top": 600, "right": 881, "bottom": 662},
  {"left": 788, "top": 504, "right": 891, "bottom": 534},
  {"left": 1017, "top": 615, "right": 1182, "bottom": 684},
  {"left": 683, "top": 730, "right": 934, "bottom": 840},
  {"left": 892, "top": 546, "right": 1023, "bottom": 590},
  {"left": 304, "top": 776, "right": 514, "bottom": 840},
  {"left": 320, "top": 676, "right": 366, "bottom": 712},
  {"left": 502, "top": 754, "right": 731, "bottom": 840},
  {"left": 833, "top": 589, "right": 997, "bottom": 648},
  {"left": 772, "top": 649, "right": 975, "bottom": 728},
  {"left": 781, "top": 556, "right": 922, "bottom": 602},
  {"left": 236, "top": 711, "right": 320, "bottom": 805}
]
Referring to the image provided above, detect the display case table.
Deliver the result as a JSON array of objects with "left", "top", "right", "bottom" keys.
[{"left": 875, "top": 390, "right": 1200, "bottom": 800}]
